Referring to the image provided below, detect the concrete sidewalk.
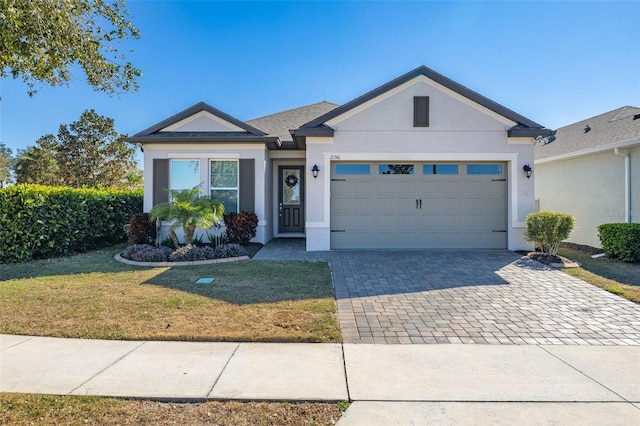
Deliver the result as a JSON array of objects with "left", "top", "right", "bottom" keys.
[{"left": 2, "top": 335, "right": 639, "bottom": 424}]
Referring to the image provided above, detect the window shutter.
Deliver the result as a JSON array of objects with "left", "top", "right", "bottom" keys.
[
  {"left": 414, "top": 96, "right": 429, "bottom": 127},
  {"left": 239, "top": 159, "right": 255, "bottom": 212},
  {"left": 153, "top": 159, "right": 169, "bottom": 206}
]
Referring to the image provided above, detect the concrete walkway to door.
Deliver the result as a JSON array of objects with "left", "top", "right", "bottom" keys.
[{"left": 253, "top": 239, "right": 640, "bottom": 345}]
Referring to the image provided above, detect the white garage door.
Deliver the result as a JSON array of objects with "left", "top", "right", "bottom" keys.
[{"left": 330, "top": 162, "right": 507, "bottom": 249}]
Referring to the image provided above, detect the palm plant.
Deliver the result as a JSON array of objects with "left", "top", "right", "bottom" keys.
[{"left": 149, "top": 188, "right": 224, "bottom": 247}]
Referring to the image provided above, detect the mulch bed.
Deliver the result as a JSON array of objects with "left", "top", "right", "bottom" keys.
[
  {"left": 244, "top": 242, "right": 264, "bottom": 258},
  {"left": 525, "top": 252, "right": 580, "bottom": 268}
]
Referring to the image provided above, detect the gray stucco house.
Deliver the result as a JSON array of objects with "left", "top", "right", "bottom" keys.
[
  {"left": 535, "top": 106, "right": 640, "bottom": 248},
  {"left": 126, "top": 66, "right": 551, "bottom": 251}
]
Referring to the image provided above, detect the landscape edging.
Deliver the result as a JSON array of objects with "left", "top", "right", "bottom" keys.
[{"left": 114, "top": 253, "right": 250, "bottom": 267}]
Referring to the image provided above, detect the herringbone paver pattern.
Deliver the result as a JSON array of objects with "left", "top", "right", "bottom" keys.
[{"left": 253, "top": 239, "right": 640, "bottom": 345}]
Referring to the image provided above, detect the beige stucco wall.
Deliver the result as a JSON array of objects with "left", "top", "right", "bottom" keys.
[
  {"left": 305, "top": 76, "right": 537, "bottom": 251},
  {"left": 143, "top": 143, "right": 271, "bottom": 244},
  {"left": 535, "top": 146, "right": 639, "bottom": 248}
]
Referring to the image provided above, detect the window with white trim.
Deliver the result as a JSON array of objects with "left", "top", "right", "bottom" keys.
[{"left": 210, "top": 160, "right": 239, "bottom": 213}]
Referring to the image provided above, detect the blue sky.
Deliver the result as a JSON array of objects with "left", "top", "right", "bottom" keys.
[{"left": 1, "top": 0, "right": 639, "bottom": 158}]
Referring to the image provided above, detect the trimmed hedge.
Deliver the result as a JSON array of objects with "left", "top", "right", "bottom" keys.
[
  {"left": 598, "top": 223, "right": 640, "bottom": 262},
  {"left": 0, "top": 184, "right": 142, "bottom": 262}
]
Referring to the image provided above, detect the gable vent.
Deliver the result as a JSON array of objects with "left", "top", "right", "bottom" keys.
[{"left": 414, "top": 96, "right": 430, "bottom": 127}]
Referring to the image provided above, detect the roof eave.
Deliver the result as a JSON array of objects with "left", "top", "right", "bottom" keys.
[
  {"left": 124, "top": 135, "right": 281, "bottom": 149},
  {"left": 536, "top": 137, "right": 640, "bottom": 164}
]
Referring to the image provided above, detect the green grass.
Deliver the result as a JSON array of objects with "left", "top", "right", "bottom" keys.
[
  {"left": 0, "top": 246, "right": 340, "bottom": 342},
  {"left": 557, "top": 247, "right": 640, "bottom": 286},
  {"left": 0, "top": 393, "right": 344, "bottom": 425},
  {"left": 557, "top": 247, "right": 640, "bottom": 303}
]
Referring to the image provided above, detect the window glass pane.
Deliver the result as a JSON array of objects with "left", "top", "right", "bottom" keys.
[
  {"left": 378, "top": 164, "right": 415, "bottom": 175},
  {"left": 211, "top": 190, "right": 238, "bottom": 213},
  {"left": 171, "top": 160, "right": 200, "bottom": 190},
  {"left": 282, "top": 169, "right": 301, "bottom": 205},
  {"left": 211, "top": 160, "right": 238, "bottom": 188},
  {"left": 335, "top": 164, "right": 370, "bottom": 175},
  {"left": 467, "top": 164, "right": 503, "bottom": 175},
  {"left": 423, "top": 164, "right": 459, "bottom": 175}
]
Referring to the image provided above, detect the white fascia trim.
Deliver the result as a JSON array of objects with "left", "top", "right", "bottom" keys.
[
  {"left": 326, "top": 75, "right": 517, "bottom": 128},
  {"left": 328, "top": 152, "right": 518, "bottom": 161},
  {"left": 306, "top": 137, "right": 334, "bottom": 145},
  {"left": 508, "top": 137, "right": 534, "bottom": 145},
  {"left": 536, "top": 138, "right": 640, "bottom": 164},
  {"left": 161, "top": 110, "right": 246, "bottom": 132},
  {"left": 169, "top": 152, "right": 240, "bottom": 158},
  {"left": 269, "top": 150, "right": 306, "bottom": 159}
]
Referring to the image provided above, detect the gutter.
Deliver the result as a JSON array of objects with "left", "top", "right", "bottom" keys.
[
  {"left": 535, "top": 137, "right": 640, "bottom": 164},
  {"left": 613, "top": 148, "right": 631, "bottom": 223}
]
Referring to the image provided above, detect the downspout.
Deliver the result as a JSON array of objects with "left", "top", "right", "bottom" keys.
[{"left": 613, "top": 148, "right": 631, "bottom": 223}]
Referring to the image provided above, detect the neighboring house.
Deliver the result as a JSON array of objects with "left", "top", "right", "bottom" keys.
[
  {"left": 126, "top": 65, "right": 551, "bottom": 251},
  {"left": 535, "top": 106, "right": 640, "bottom": 248}
]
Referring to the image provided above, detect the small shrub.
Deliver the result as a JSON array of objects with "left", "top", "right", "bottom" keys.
[
  {"left": 213, "top": 243, "right": 247, "bottom": 258},
  {"left": 121, "top": 244, "right": 172, "bottom": 262},
  {"left": 191, "top": 233, "right": 206, "bottom": 247},
  {"left": 160, "top": 237, "right": 176, "bottom": 249},
  {"left": 223, "top": 211, "right": 258, "bottom": 245},
  {"left": 169, "top": 244, "right": 217, "bottom": 262},
  {"left": 127, "top": 213, "right": 156, "bottom": 245},
  {"left": 598, "top": 223, "right": 640, "bottom": 262},
  {"left": 205, "top": 229, "right": 227, "bottom": 248},
  {"left": 524, "top": 210, "right": 575, "bottom": 255}
]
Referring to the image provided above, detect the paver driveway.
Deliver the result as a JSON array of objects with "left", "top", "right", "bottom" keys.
[{"left": 254, "top": 239, "right": 640, "bottom": 345}]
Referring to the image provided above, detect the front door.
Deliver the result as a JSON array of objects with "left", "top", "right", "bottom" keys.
[{"left": 278, "top": 166, "right": 304, "bottom": 233}]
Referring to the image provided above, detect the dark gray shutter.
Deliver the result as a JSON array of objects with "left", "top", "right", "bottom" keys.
[
  {"left": 239, "top": 159, "right": 255, "bottom": 212},
  {"left": 153, "top": 159, "right": 169, "bottom": 206},
  {"left": 414, "top": 96, "right": 429, "bottom": 127}
]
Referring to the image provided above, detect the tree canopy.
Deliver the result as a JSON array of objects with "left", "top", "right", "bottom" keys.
[
  {"left": 14, "top": 109, "right": 139, "bottom": 188},
  {"left": 0, "top": 0, "right": 141, "bottom": 95},
  {"left": 0, "top": 143, "right": 12, "bottom": 187}
]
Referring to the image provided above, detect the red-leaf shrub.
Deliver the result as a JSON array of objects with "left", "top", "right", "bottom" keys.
[
  {"left": 223, "top": 211, "right": 258, "bottom": 245},
  {"left": 128, "top": 212, "right": 156, "bottom": 245}
]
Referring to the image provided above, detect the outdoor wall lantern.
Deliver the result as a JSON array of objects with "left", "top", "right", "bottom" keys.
[
  {"left": 523, "top": 164, "right": 533, "bottom": 179},
  {"left": 311, "top": 164, "right": 320, "bottom": 179}
]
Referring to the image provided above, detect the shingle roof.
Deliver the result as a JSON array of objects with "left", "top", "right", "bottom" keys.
[
  {"left": 246, "top": 101, "right": 339, "bottom": 142},
  {"left": 535, "top": 106, "right": 640, "bottom": 160}
]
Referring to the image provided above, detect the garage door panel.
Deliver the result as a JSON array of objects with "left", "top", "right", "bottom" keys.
[{"left": 331, "top": 162, "right": 507, "bottom": 249}]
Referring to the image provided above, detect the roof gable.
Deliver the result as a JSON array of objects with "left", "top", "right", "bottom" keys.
[
  {"left": 133, "top": 102, "right": 266, "bottom": 137},
  {"left": 299, "top": 65, "right": 547, "bottom": 134},
  {"left": 535, "top": 106, "right": 640, "bottom": 161}
]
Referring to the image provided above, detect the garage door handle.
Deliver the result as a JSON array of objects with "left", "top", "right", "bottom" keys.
[
  {"left": 416, "top": 199, "right": 418, "bottom": 209},
  {"left": 419, "top": 199, "right": 422, "bottom": 209},
  {"left": 492, "top": 230, "right": 507, "bottom": 233}
]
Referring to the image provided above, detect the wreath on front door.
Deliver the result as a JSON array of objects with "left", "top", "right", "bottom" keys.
[{"left": 285, "top": 174, "right": 299, "bottom": 187}]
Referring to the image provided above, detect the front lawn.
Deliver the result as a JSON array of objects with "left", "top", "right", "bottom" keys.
[
  {"left": 558, "top": 246, "right": 640, "bottom": 303},
  {"left": 0, "top": 246, "right": 340, "bottom": 342},
  {"left": 0, "top": 394, "right": 346, "bottom": 426}
]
